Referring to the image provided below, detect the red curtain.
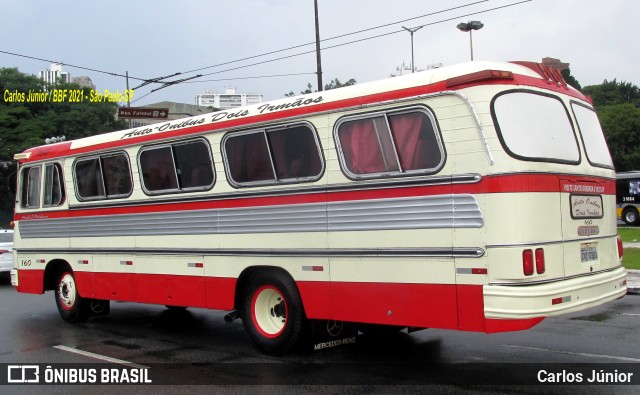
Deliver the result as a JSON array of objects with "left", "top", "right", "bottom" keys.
[
  {"left": 339, "top": 118, "right": 388, "bottom": 174},
  {"left": 388, "top": 112, "right": 425, "bottom": 170}
]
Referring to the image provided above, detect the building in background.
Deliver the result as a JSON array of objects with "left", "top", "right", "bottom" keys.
[
  {"left": 119, "top": 101, "right": 217, "bottom": 128},
  {"left": 71, "top": 76, "right": 96, "bottom": 90},
  {"left": 195, "top": 87, "right": 262, "bottom": 110},
  {"left": 390, "top": 62, "right": 441, "bottom": 78},
  {"left": 39, "top": 63, "right": 71, "bottom": 84},
  {"left": 38, "top": 63, "right": 96, "bottom": 89}
]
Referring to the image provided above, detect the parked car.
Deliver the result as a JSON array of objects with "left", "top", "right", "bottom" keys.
[{"left": 0, "top": 229, "right": 14, "bottom": 278}]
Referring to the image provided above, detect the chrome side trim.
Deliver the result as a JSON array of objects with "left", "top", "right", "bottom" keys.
[
  {"left": 20, "top": 194, "right": 484, "bottom": 239},
  {"left": 485, "top": 233, "right": 618, "bottom": 248},
  {"left": 14, "top": 247, "right": 485, "bottom": 258},
  {"left": 488, "top": 266, "right": 624, "bottom": 286}
]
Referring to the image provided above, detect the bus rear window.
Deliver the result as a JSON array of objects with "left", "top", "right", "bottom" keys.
[
  {"left": 492, "top": 91, "right": 580, "bottom": 164},
  {"left": 571, "top": 103, "right": 614, "bottom": 168}
]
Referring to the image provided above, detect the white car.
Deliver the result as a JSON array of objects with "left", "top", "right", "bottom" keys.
[{"left": 0, "top": 229, "right": 14, "bottom": 278}]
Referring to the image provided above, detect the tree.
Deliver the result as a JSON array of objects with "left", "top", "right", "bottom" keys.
[
  {"left": 583, "top": 79, "right": 640, "bottom": 108},
  {"left": 581, "top": 79, "right": 640, "bottom": 171},
  {"left": 0, "top": 67, "right": 127, "bottom": 222},
  {"left": 597, "top": 103, "right": 640, "bottom": 171},
  {"left": 561, "top": 69, "right": 581, "bottom": 91},
  {"left": 285, "top": 78, "right": 357, "bottom": 97}
]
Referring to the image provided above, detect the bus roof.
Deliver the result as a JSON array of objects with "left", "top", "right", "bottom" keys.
[{"left": 15, "top": 60, "right": 588, "bottom": 164}]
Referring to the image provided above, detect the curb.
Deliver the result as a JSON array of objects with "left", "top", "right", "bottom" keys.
[{"left": 627, "top": 269, "right": 639, "bottom": 295}]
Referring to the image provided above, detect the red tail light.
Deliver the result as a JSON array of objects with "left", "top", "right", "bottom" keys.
[
  {"left": 0, "top": 249, "right": 9, "bottom": 254},
  {"left": 535, "top": 248, "right": 545, "bottom": 274},
  {"left": 523, "top": 249, "right": 534, "bottom": 276},
  {"left": 617, "top": 237, "right": 624, "bottom": 260}
]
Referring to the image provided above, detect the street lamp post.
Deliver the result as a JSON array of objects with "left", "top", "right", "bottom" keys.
[
  {"left": 402, "top": 25, "right": 423, "bottom": 73},
  {"left": 457, "top": 21, "right": 484, "bottom": 61}
]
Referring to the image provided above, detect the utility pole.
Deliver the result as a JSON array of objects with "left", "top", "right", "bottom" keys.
[
  {"left": 314, "top": 0, "right": 323, "bottom": 91},
  {"left": 125, "top": 71, "right": 132, "bottom": 128},
  {"left": 402, "top": 26, "right": 423, "bottom": 73}
]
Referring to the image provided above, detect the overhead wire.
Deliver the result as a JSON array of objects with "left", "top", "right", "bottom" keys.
[
  {"left": 0, "top": 0, "right": 533, "bottom": 97},
  {"left": 181, "top": 0, "right": 532, "bottom": 81}
]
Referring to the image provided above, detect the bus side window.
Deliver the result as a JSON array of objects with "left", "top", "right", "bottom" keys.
[
  {"left": 223, "top": 123, "right": 323, "bottom": 187},
  {"left": 20, "top": 166, "right": 41, "bottom": 209},
  {"left": 173, "top": 141, "right": 215, "bottom": 189},
  {"left": 139, "top": 139, "right": 215, "bottom": 194},
  {"left": 75, "top": 152, "right": 132, "bottom": 200},
  {"left": 75, "top": 158, "right": 106, "bottom": 199},
  {"left": 268, "top": 125, "right": 323, "bottom": 180},
  {"left": 43, "top": 163, "right": 65, "bottom": 207},
  {"left": 102, "top": 154, "right": 133, "bottom": 197},
  {"left": 335, "top": 107, "right": 443, "bottom": 179}
]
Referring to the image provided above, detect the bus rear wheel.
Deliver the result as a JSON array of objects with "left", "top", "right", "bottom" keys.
[
  {"left": 623, "top": 207, "right": 639, "bottom": 225},
  {"left": 240, "top": 270, "right": 305, "bottom": 356},
  {"left": 54, "top": 268, "right": 89, "bottom": 323}
]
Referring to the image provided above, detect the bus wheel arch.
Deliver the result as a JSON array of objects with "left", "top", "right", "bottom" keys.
[
  {"left": 622, "top": 206, "right": 639, "bottom": 225},
  {"left": 237, "top": 266, "right": 307, "bottom": 355},
  {"left": 49, "top": 261, "right": 89, "bottom": 323}
]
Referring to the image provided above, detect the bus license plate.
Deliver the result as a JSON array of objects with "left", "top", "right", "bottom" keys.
[{"left": 580, "top": 245, "right": 598, "bottom": 262}]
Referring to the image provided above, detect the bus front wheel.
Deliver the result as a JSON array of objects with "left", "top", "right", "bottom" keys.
[
  {"left": 54, "top": 268, "right": 89, "bottom": 323},
  {"left": 240, "top": 270, "right": 306, "bottom": 355},
  {"left": 623, "top": 207, "right": 639, "bottom": 225}
]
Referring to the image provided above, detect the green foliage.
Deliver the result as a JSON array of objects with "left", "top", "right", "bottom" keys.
[
  {"left": 582, "top": 79, "right": 640, "bottom": 172},
  {"left": 0, "top": 67, "right": 127, "bottom": 220},
  {"left": 622, "top": 248, "right": 640, "bottom": 270},
  {"left": 617, "top": 227, "right": 640, "bottom": 243},
  {"left": 583, "top": 79, "right": 640, "bottom": 108},
  {"left": 598, "top": 103, "right": 640, "bottom": 171},
  {"left": 285, "top": 78, "right": 357, "bottom": 97},
  {"left": 561, "top": 69, "right": 581, "bottom": 91}
]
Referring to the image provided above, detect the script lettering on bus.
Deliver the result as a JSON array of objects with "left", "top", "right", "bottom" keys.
[
  {"left": 211, "top": 109, "right": 250, "bottom": 123},
  {"left": 256, "top": 95, "right": 324, "bottom": 114},
  {"left": 120, "top": 118, "right": 207, "bottom": 140},
  {"left": 571, "top": 195, "right": 603, "bottom": 218}
]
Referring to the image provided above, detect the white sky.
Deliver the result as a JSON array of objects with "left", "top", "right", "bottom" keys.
[{"left": 1, "top": 0, "right": 638, "bottom": 105}]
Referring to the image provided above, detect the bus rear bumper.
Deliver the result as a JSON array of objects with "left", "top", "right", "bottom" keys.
[{"left": 484, "top": 266, "right": 627, "bottom": 320}]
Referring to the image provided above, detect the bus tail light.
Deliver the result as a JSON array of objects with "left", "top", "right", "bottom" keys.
[
  {"left": 523, "top": 249, "right": 534, "bottom": 276},
  {"left": 535, "top": 248, "right": 545, "bottom": 274},
  {"left": 617, "top": 237, "right": 624, "bottom": 260}
]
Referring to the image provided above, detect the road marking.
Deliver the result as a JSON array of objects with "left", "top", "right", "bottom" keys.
[
  {"left": 620, "top": 313, "right": 640, "bottom": 317},
  {"left": 53, "top": 345, "right": 149, "bottom": 368},
  {"left": 501, "top": 345, "right": 640, "bottom": 362}
]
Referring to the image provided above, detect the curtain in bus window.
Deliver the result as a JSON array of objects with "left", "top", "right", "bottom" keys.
[
  {"left": 388, "top": 112, "right": 441, "bottom": 170},
  {"left": 268, "top": 126, "right": 322, "bottom": 179},
  {"left": 75, "top": 159, "right": 105, "bottom": 199},
  {"left": 102, "top": 155, "right": 132, "bottom": 196},
  {"left": 338, "top": 117, "right": 399, "bottom": 174},
  {"left": 140, "top": 147, "right": 178, "bottom": 191},
  {"left": 226, "top": 132, "right": 275, "bottom": 183},
  {"left": 173, "top": 141, "right": 214, "bottom": 189}
]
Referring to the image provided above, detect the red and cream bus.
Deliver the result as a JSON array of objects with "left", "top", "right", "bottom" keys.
[{"left": 11, "top": 60, "right": 627, "bottom": 355}]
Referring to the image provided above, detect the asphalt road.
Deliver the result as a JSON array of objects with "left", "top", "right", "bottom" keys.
[{"left": 1, "top": 277, "right": 639, "bottom": 394}]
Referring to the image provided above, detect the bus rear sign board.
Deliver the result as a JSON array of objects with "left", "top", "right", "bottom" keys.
[{"left": 118, "top": 107, "right": 169, "bottom": 119}]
